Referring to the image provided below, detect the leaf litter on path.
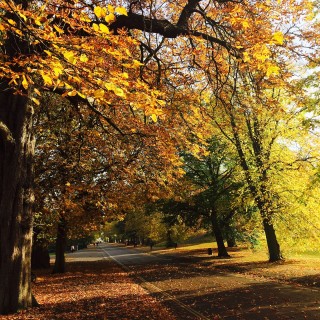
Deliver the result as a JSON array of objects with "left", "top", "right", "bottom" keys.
[{"left": 0, "top": 260, "right": 177, "bottom": 320}]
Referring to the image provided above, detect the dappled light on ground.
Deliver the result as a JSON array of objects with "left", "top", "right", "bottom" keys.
[{"left": 1, "top": 260, "right": 176, "bottom": 320}]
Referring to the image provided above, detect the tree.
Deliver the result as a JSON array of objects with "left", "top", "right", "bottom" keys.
[
  {"left": 0, "top": 0, "right": 163, "bottom": 313},
  {"left": 1, "top": 0, "right": 318, "bottom": 314},
  {"left": 181, "top": 137, "right": 242, "bottom": 257},
  {"left": 208, "top": 61, "right": 320, "bottom": 260},
  {"left": 122, "top": 209, "right": 167, "bottom": 245}
]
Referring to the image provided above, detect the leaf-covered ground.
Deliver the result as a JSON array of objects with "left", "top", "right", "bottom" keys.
[
  {"left": 1, "top": 260, "right": 176, "bottom": 320},
  {"left": 1, "top": 245, "right": 319, "bottom": 320}
]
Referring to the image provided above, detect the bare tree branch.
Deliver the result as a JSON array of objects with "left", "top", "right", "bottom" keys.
[{"left": 110, "top": 12, "right": 235, "bottom": 54}]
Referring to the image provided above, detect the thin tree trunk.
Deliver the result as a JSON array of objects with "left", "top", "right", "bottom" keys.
[
  {"left": 0, "top": 91, "right": 36, "bottom": 314},
  {"left": 53, "top": 217, "right": 67, "bottom": 274},
  {"left": 211, "top": 209, "right": 230, "bottom": 257}
]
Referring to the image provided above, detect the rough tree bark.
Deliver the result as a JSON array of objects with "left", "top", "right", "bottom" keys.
[
  {"left": 0, "top": 1, "right": 38, "bottom": 312},
  {"left": 0, "top": 89, "right": 36, "bottom": 314}
]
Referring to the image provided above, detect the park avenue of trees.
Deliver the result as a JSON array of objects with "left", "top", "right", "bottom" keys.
[{"left": 0, "top": 0, "right": 319, "bottom": 315}]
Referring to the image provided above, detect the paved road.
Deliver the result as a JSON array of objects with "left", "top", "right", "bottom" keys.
[
  {"left": 65, "top": 245, "right": 106, "bottom": 261},
  {"left": 71, "top": 243, "right": 320, "bottom": 319}
]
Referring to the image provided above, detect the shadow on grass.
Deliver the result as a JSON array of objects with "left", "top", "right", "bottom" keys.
[{"left": 120, "top": 247, "right": 320, "bottom": 294}]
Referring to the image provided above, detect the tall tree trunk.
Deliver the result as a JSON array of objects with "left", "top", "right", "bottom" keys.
[
  {"left": 210, "top": 209, "right": 230, "bottom": 257},
  {"left": 0, "top": 91, "right": 36, "bottom": 314},
  {"left": 53, "top": 217, "right": 67, "bottom": 274},
  {"left": 262, "top": 218, "right": 282, "bottom": 262}
]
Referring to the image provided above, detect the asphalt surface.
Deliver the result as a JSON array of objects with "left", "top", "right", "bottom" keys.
[{"left": 67, "top": 243, "right": 320, "bottom": 320}]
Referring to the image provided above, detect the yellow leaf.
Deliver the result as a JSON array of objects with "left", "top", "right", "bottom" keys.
[
  {"left": 63, "top": 51, "right": 76, "bottom": 64},
  {"left": 157, "top": 99, "right": 166, "bottom": 107},
  {"left": 53, "top": 67, "right": 63, "bottom": 77},
  {"left": 122, "top": 72, "right": 129, "bottom": 79},
  {"left": 15, "top": 29, "right": 23, "bottom": 36},
  {"left": 108, "top": 4, "right": 115, "bottom": 13},
  {"left": 151, "top": 114, "right": 157, "bottom": 122},
  {"left": 115, "top": 6, "right": 128, "bottom": 16},
  {"left": 92, "top": 23, "right": 99, "bottom": 32},
  {"left": 94, "top": 6, "right": 103, "bottom": 18},
  {"left": 34, "top": 88, "right": 41, "bottom": 96},
  {"left": 31, "top": 97, "right": 40, "bottom": 106},
  {"left": 266, "top": 63, "right": 280, "bottom": 77},
  {"left": 64, "top": 83, "right": 72, "bottom": 90},
  {"left": 94, "top": 89, "right": 105, "bottom": 98},
  {"left": 80, "top": 54, "right": 88, "bottom": 63},
  {"left": 105, "top": 82, "right": 116, "bottom": 91},
  {"left": 99, "top": 24, "right": 110, "bottom": 34},
  {"left": 34, "top": 18, "right": 42, "bottom": 26},
  {"left": 18, "top": 12, "right": 27, "bottom": 22},
  {"left": 272, "top": 31, "right": 284, "bottom": 45},
  {"left": 41, "top": 73, "right": 52, "bottom": 86},
  {"left": 94, "top": 6, "right": 101, "bottom": 18},
  {"left": 243, "top": 51, "right": 250, "bottom": 62},
  {"left": 65, "top": 182, "right": 71, "bottom": 187},
  {"left": 8, "top": 19, "right": 16, "bottom": 26},
  {"left": 77, "top": 91, "right": 86, "bottom": 99},
  {"left": 133, "top": 59, "right": 143, "bottom": 67},
  {"left": 114, "top": 87, "right": 126, "bottom": 98},
  {"left": 241, "top": 20, "right": 250, "bottom": 29},
  {"left": 67, "top": 90, "right": 77, "bottom": 96},
  {"left": 53, "top": 24, "right": 64, "bottom": 34},
  {"left": 22, "top": 75, "right": 28, "bottom": 90},
  {"left": 44, "top": 50, "right": 52, "bottom": 56},
  {"left": 105, "top": 13, "right": 115, "bottom": 23}
]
